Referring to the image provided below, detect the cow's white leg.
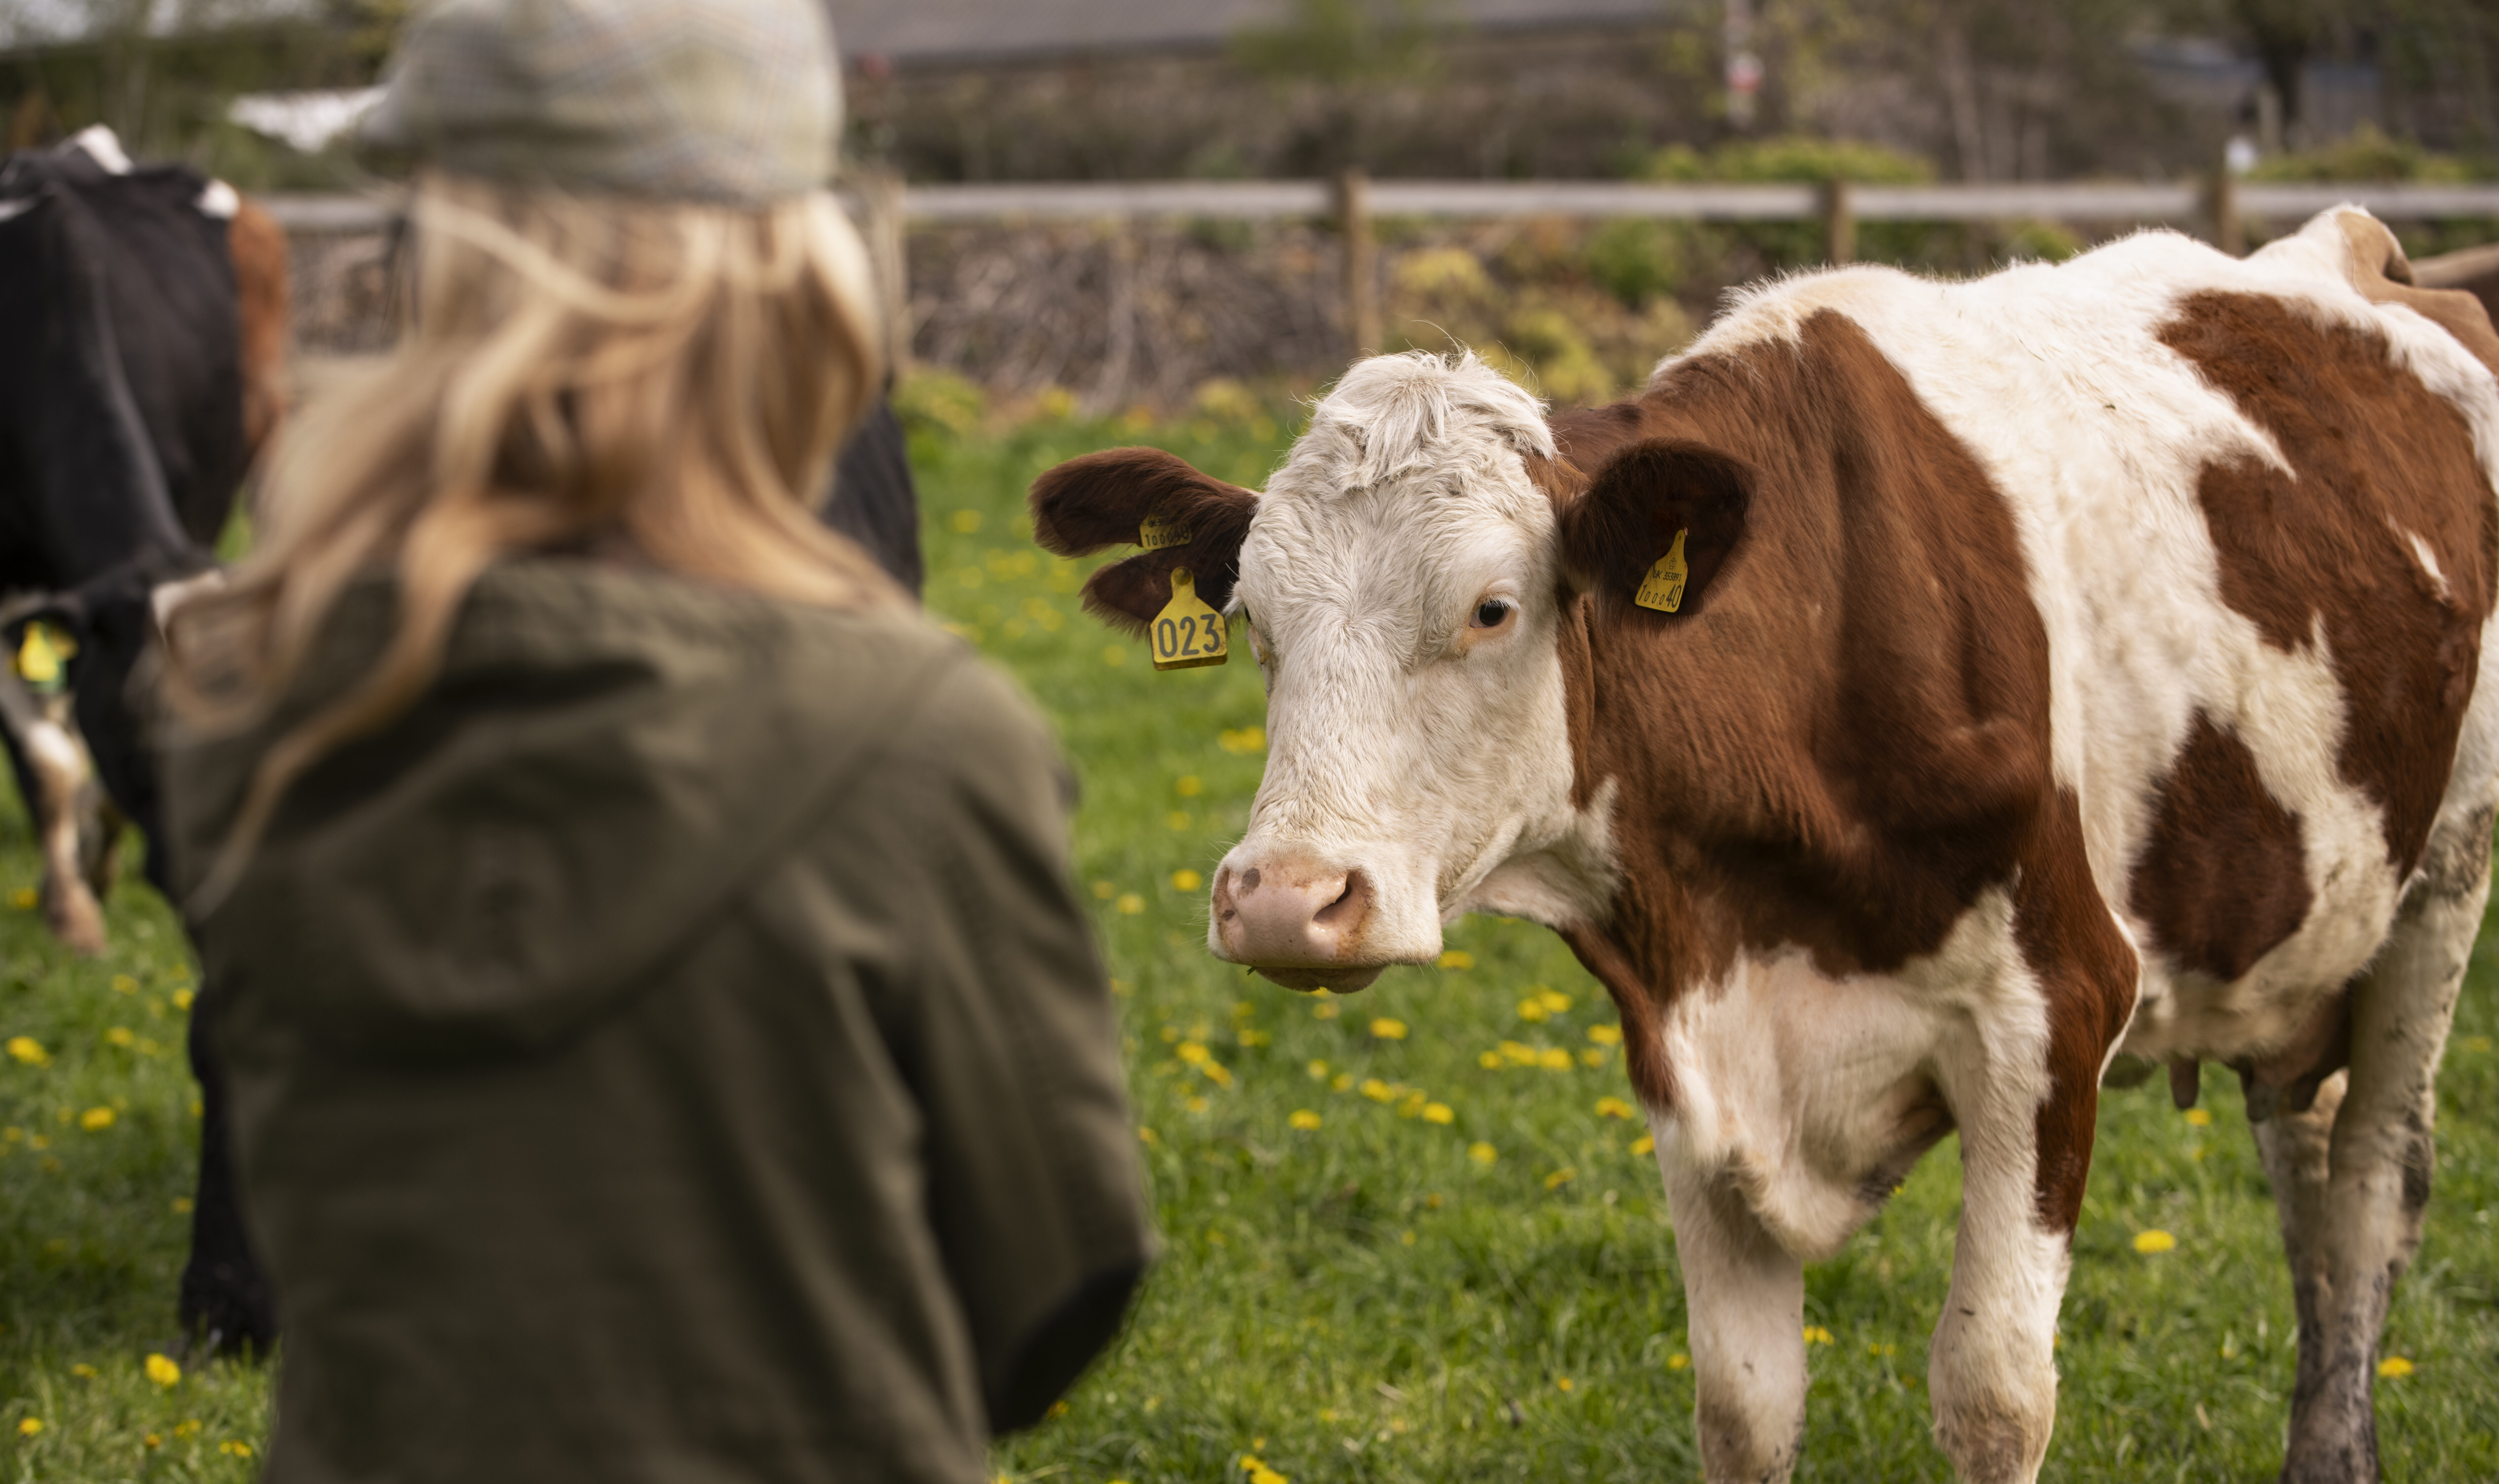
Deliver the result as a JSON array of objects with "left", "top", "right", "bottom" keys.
[
  {"left": 1926, "top": 1037, "right": 2068, "bottom": 1483},
  {"left": 2265, "top": 810, "right": 2487, "bottom": 1484},
  {"left": 1661, "top": 1147, "right": 1805, "bottom": 1484},
  {"left": 24, "top": 714, "right": 105, "bottom": 955}
]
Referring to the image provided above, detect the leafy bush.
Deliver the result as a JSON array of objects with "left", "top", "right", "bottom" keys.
[{"left": 2249, "top": 125, "right": 2491, "bottom": 184}]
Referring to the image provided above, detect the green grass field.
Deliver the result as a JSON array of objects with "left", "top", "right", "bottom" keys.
[{"left": 4, "top": 411, "right": 2496, "bottom": 1482}]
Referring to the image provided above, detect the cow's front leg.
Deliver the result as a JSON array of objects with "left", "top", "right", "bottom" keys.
[
  {"left": 1660, "top": 1150, "right": 1805, "bottom": 1484},
  {"left": 2265, "top": 814, "right": 2486, "bottom": 1484},
  {"left": 1926, "top": 1020, "right": 2094, "bottom": 1484}
]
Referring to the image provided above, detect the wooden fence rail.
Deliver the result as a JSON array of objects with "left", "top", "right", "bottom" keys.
[{"left": 255, "top": 176, "right": 2499, "bottom": 367}]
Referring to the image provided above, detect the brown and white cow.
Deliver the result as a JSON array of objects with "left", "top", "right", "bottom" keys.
[{"left": 1032, "top": 207, "right": 2499, "bottom": 1484}]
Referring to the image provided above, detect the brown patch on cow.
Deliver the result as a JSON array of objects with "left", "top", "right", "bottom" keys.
[
  {"left": 2160, "top": 293, "right": 2498, "bottom": 876},
  {"left": 2130, "top": 712, "right": 2314, "bottom": 983},
  {"left": 1558, "top": 919, "right": 1673, "bottom": 1110},
  {"left": 227, "top": 200, "right": 289, "bottom": 472},
  {"left": 1027, "top": 446, "right": 1261, "bottom": 636},
  {"left": 1555, "top": 311, "right": 2059, "bottom": 992},
  {"left": 2017, "top": 788, "right": 2141, "bottom": 1233}
]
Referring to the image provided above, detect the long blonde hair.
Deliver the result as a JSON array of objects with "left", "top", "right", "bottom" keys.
[{"left": 170, "top": 171, "right": 896, "bottom": 899}]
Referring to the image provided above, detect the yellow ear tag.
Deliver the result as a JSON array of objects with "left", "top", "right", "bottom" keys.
[
  {"left": 1138, "top": 509, "right": 1193, "bottom": 550},
  {"left": 1150, "top": 567, "right": 1229, "bottom": 671},
  {"left": 1634, "top": 528, "right": 1691, "bottom": 613},
  {"left": 14, "top": 621, "right": 75, "bottom": 693}
]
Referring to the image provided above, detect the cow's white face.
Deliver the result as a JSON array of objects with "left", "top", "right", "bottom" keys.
[{"left": 1208, "top": 354, "right": 1612, "bottom": 989}]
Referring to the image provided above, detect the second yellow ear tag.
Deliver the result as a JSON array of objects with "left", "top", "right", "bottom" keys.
[
  {"left": 1138, "top": 508, "right": 1192, "bottom": 550},
  {"left": 1634, "top": 528, "right": 1691, "bottom": 613},
  {"left": 1150, "top": 568, "right": 1229, "bottom": 671},
  {"left": 14, "top": 621, "right": 76, "bottom": 693}
]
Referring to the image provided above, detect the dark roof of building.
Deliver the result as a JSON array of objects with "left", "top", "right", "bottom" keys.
[{"left": 826, "top": 0, "right": 1673, "bottom": 66}]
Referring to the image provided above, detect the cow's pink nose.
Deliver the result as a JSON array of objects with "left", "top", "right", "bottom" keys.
[{"left": 1213, "top": 857, "right": 1380, "bottom": 988}]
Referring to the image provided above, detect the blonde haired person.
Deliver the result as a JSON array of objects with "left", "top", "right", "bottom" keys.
[{"left": 157, "top": 1, "right": 1150, "bottom": 1478}]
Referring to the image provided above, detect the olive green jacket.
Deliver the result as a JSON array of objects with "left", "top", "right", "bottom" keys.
[{"left": 163, "top": 559, "right": 1151, "bottom": 1484}]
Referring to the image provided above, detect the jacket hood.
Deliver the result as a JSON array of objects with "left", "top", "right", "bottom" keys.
[{"left": 168, "top": 559, "right": 959, "bottom": 1061}]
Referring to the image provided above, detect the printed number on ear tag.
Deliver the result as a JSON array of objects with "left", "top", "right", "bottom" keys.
[
  {"left": 1139, "top": 509, "right": 1193, "bottom": 550},
  {"left": 1151, "top": 568, "right": 1229, "bottom": 671},
  {"left": 1634, "top": 529, "right": 1691, "bottom": 613}
]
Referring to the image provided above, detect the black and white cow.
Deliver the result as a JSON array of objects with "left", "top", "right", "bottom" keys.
[{"left": 1, "top": 125, "right": 289, "bottom": 1353}]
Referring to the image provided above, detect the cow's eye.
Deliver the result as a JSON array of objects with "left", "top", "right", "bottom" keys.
[{"left": 1472, "top": 599, "right": 1514, "bottom": 629}]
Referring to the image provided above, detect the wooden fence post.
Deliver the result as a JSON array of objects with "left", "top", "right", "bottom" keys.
[
  {"left": 858, "top": 168, "right": 911, "bottom": 378},
  {"left": 2208, "top": 169, "right": 2243, "bottom": 257},
  {"left": 1821, "top": 179, "right": 1855, "bottom": 265},
  {"left": 1336, "top": 168, "right": 1380, "bottom": 359}
]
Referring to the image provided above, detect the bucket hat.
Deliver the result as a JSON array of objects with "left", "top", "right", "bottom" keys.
[{"left": 361, "top": 0, "right": 842, "bottom": 204}]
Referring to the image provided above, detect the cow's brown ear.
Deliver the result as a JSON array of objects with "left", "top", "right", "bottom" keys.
[
  {"left": 1557, "top": 439, "right": 1753, "bottom": 622},
  {"left": 1029, "top": 447, "right": 1260, "bottom": 637}
]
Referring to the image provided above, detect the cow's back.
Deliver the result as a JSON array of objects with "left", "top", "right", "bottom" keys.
[{"left": 1676, "top": 211, "right": 2499, "bottom": 1062}]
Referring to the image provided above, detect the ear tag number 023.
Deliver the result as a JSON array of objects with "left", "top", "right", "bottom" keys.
[
  {"left": 1634, "top": 528, "right": 1691, "bottom": 613},
  {"left": 1151, "top": 567, "right": 1229, "bottom": 671}
]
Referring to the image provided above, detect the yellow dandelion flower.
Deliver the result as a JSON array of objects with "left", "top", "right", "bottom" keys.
[
  {"left": 2133, "top": 1229, "right": 2178, "bottom": 1254},
  {"left": 1537, "top": 989, "right": 1572, "bottom": 1014},
  {"left": 1103, "top": 645, "right": 1127, "bottom": 666},
  {"left": 1361, "top": 1078, "right": 1394, "bottom": 1102},
  {"left": 1185, "top": 1095, "right": 1210, "bottom": 1113},
  {"left": 1252, "top": 1468, "right": 1289, "bottom": 1484},
  {"left": 1092, "top": 880, "right": 1116, "bottom": 900},
  {"left": 1630, "top": 1134, "right": 1655, "bottom": 1155},
  {"left": 1307, "top": 1059, "right": 1329, "bottom": 1079},
  {"left": 1595, "top": 1096, "right": 1634, "bottom": 1120},
  {"left": 1398, "top": 1090, "right": 1428, "bottom": 1117},
  {"left": 1437, "top": 950, "right": 1475, "bottom": 970},
  {"left": 144, "top": 1353, "right": 181, "bottom": 1386},
  {"left": 2461, "top": 1035, "right": 2493, "bottom": 1053},
  {"left": 111, "top": 974, "right": 137, "bottom": 994},
  {"left": 1804, "top": 1326, "right": 1834, "bottom": 1346},
  {"left": 79, "top": 1107, "right": 114, "bottom": 1131},
  {"left": 1543, "top": 1166, "right": 1576, "bottom": 1189},
  {"left": 1116, "top": 894, "right": 1145, "bottom": 915},
  {"left": 2185, "top": 1107, "right": 2212, "bottom": 1126},
  {"left": 174, "top": 1419, "right": 201, "bottom": 1437},
  {"left": 17, "top": 1417, "right": 40, "bottom": 1436},
  {"left": 1587, "top": 1024, "right": 1622, "bottom": 1045},
  {"left": 948, "top": 508, "right": 982, "bottom": 534},
  {"left": 1289, "top": 1109, "right": 1322, "bottom": 1130},
  {"left": 1479, "top": 1050, "right": 1502, "bottom": 1068},
  {"left": 1371, "top": 1018, "right": 1408, "bottom": 1040},
  {"left": 1667, "top": 1353, "right": 1689, "bottom": 1371},
  {"left": 1167, "top": 811, "right": 1193, "bottom": 830},
  {"left": 1217, "top": 726, "right": 1267, "bottom": 754},
  {"left": 6, "top": 1036, "right": 47, "bottom": 1066},
  {"left": 1331, "top": 1072, "right": 1353, "bottom": 1091},
  {"left": 1178, "top": 1041, "right": 1211, "bottom": 1065},
  {"left": 1537, "top": 1047, "right": 1573, "bottom": 1070},
  {"left": 144, "top": 1433, "right": 162, "bottom": 1449},
  {"left": 171, "top": 1197, "right": 193, "bottom": 1214},
  {"left": 1555, "top": 1376, "right": 1574, "bottom": 1391},
  {"left": 219, "top": 1440, "right": 254, "bottom": 1457},
  {"left": 1422, "top": 1102, "right": 1454, "bottom": 1124},
  {"left": 1580, "top": 1048, "right": 1606, "bottom": 1066},
  {"left": 2378, "top": 1356, "right": 2415, "bottom": 1379},
  {"left": 8, "top": 888, "right": 32, "bottom": 910},
  {"left": 1400, "top": 1229, "right": 1416, "bottom": 1246},
  {"left": 1516, "top": 998, "right": 1549, "bottom": 1023},
  {"left": 1110, "top": 979, "right": 1134, "bottom": 997},
  {"left": 1176, "top": 776, "right": 1204, "bottom": 797},
  {"left": 1172, "top": 869, "right": 1204, "bottom": 891},
  {"left": 1314, "top": 1002, "right": 1340, "bottom": 1021},
  {"left": 1136, "top": 1126, "right": 1159, "bottom": 1145},
  {"left": 105, "top": 1026, "right": 134, "bottom": 1047},
  {"left": 171, "top": 988, "right": 194, "bottom": 1011},
  {"left": 1498, "top": 1040, "right": 1537, "bottom": 1065},
  {"left": 1468, "top": 1141, "right": 1498, "bottom": 1166},
  {"left": 69, "top": 1364, "right": 96, "bottom": 1378}
]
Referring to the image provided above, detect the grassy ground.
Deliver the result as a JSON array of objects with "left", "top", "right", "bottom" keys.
[{"left": 3, "top": 411, "right": 2495, "bottom": 1481}]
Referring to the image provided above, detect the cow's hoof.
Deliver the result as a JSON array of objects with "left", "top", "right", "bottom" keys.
[{"left": 42, "top": 881, "right": 107, "bottom": 956}]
